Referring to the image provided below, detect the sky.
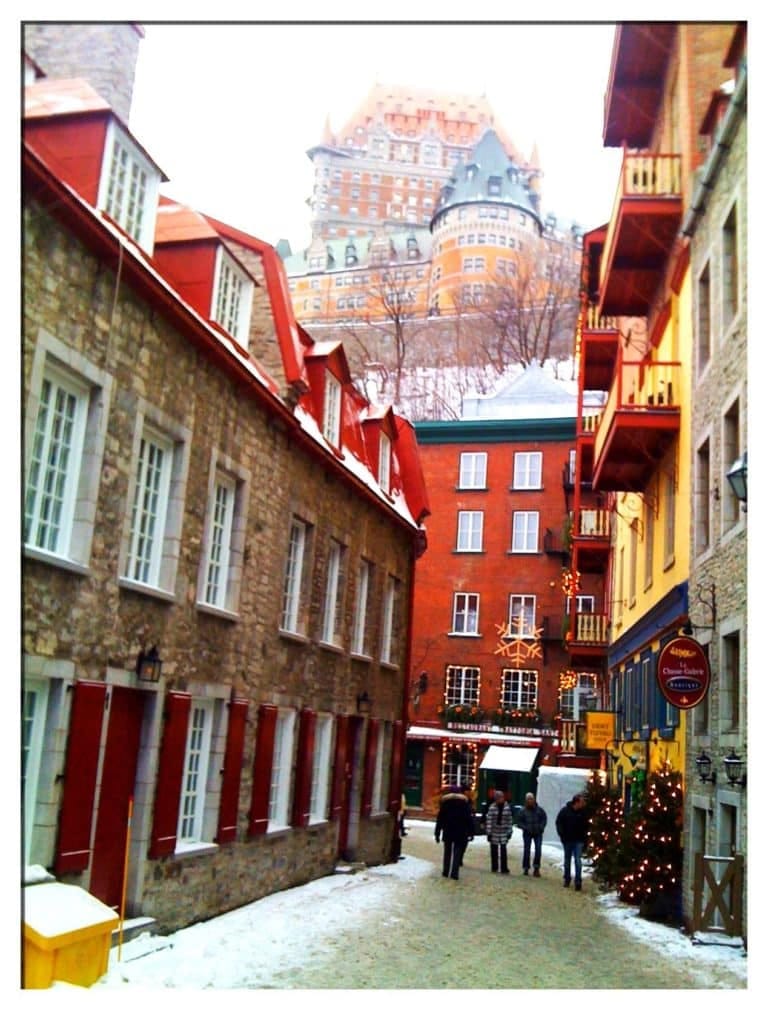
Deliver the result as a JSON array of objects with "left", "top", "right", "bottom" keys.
[
  {"left": 67, "top": 820, "right": 746, "bottom": 995},
  {"left": 127, "top": 19, "right": 625, "bottom": 253}
]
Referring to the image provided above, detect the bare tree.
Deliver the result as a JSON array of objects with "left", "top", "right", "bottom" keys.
[{"left": 463, "top": 240, "right": 580, "bottom": 373}]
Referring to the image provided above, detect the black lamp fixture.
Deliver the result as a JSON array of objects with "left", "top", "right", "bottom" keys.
[
  {"left": 726, "top": 451, "right": 747, "bottom": 506},
  {"left": 136, "top": 645, "right": 163, "bottom": 683},
  {"left": 723, "top": 749, "right": 747, "bottom": 787},
  {"left": 356, "top": 691, "right": 372, "bottom": 715},
  {"left": 695, "top": 750, "right": 716, "bottom": 785}
]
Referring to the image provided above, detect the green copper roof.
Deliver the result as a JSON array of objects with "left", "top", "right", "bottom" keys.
[{"left": 415, "top": 415, "right": 576, "bottom": 444}]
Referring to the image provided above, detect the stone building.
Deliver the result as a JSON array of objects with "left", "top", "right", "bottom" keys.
[
  {"left": 22, "top": 57, "right": 429, "bottom": 933},
  {"left": 679, "top": 23, "right": 747, "bottom": 936}
]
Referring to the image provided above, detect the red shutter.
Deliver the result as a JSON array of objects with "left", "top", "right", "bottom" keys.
[
  {"left": 291, "top": 708, "right": 316, "bottom": 828},
  {"left": 149, "top": 691, "right": 191, "bottom": 858},
  {"left": 329, "top": 714, "right": 348, "bottom": 821},
  {"left": 248, "top": 704, "right": 277, "bottom": 836},
  {"left": 215, "top": 698, "right": 249, "bottom": 844},
  {"left": 388, "top": 719, "right": 405, "bottom": 815},
  {"left": 361, "top": 719, "right": 379, "bottom": 818},
  {"left": 54, "top": 680, "right": 107, "bottom": 875}
]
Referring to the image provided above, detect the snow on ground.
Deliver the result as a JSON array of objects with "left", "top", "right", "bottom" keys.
[{"left": 77, "top": 819, "right": 750, "bottom": 996}]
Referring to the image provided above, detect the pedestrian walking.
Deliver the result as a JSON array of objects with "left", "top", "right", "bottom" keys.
[
  {"left": 434, "top": 785, "right": 475, "bottom": 880},
  {"left": 485, "top": 790, "right": 513, "bottom": 873},
  {"left": 555, "top": 793, "right": 588, "bottom": 890},
  {"left": 399, "top": 793, "right": 408, "bottom": 837},
  {"left": 515, "top": 791, "right": 547, "bottom": 876}
]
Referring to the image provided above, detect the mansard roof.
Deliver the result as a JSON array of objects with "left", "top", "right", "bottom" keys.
[{"left": 432, "top": 128, "right": 541, "bottom": 229}]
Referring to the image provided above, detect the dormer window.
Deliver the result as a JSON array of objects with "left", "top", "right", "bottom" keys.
[
  {"left": 323, "top": 372, "right": 342, "bottom": 446},
  {"left": 212, "top": 247, "right": 253, "bottom": 347},
  {"left": 98, "top": 120, "right": 160, "bottom": 252},
  {"left": 488, "top": 176, "right": 502, "bottom": 196},
  {"left": 378, "top": 432, "right": 392, "bottom": 494}
]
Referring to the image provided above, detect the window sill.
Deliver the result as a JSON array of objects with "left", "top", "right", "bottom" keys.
[
  {"left": 173, "top": 841, "right": 219, "bottom": 859},
  {"left": 351, "top": 652, "right": 372, "bottom": 663},
  {"left": 380, "top": 661, "right": 399, "bottom": 673},
  {"left": 447, "top": 632, "right": 482, "bottom": 638},
  {"left": 318, "top": 640, "right": 344, "bottom": 656},
  {"left": 118, "top": 577, "right": 176, "bottom": 604},
  {"left": 455, "top": 486, "right": 488, "bottom": 493},
  {"left": 23, "top": 546, "right": 90, "bottom": 577},
  {"left": 279, "top": 629, "right": 310, "bottom": 646},
  {"left": 196, "top": 602, "right": 240, "bottom": 622}
]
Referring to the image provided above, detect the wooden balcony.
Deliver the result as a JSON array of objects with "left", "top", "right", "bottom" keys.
[
  {"left": 598, "top": 152, "right": 683, "bottom": 317},
  {"left": 592, "top": 357, "right": 681, "bottom": 491},
  {"left": 566, "top": 612, "right": 609, "bottom": 667},
  {"left": 572, "top": 508, "right": 610, "bottom": 573},
  {"left": 580, "top": 305, "right": 621, "bottom": 391}
]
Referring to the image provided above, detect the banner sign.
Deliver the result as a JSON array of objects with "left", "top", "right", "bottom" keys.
[
  {"left": 656, "top": 637, "right": 711, "bottom": 709},
  {"left": 585, "top": 711, "right": 614, "bottom": 750}
]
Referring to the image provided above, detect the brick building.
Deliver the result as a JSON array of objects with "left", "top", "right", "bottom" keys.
[
  {"left": 22, "top": 32, "right": 429, "bottom": 934},
  {"left": 405, "top": 366, "right": 605, "bottom": 818}
]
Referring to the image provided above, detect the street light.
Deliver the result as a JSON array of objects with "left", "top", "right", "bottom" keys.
[{"left": 726, "top": 451, "right": 747, "bottom": 506}]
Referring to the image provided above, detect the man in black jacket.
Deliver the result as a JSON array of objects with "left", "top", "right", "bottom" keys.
[
  {"left": 555, "top": 793, "right": 588, "bottom": 890},
  {"left": 435, "top": 786, "right": 475, "bottom": 880},
  {"left": 515, "top": 791, "right": 547, "bottom": 877}
]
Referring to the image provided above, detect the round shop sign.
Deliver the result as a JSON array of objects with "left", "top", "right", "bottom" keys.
[{"left": 656, "top": 637, "right": 711, "bottom": 709}]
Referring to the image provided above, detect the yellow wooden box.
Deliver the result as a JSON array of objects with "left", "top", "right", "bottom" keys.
[{"left": 23, "top": 882, "right": 119, "bottom": 989}]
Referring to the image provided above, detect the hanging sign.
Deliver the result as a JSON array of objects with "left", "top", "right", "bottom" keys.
[{"left": 656, "top": 637, "right": 711, "bottom": 709}]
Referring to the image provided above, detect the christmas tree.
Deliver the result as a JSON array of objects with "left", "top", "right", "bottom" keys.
[
  {"left": 618, "top": 763, "right": 683, "bottom": 923},
  {"left": 583, "top": 771, "right": 631, "bottom": 891}
]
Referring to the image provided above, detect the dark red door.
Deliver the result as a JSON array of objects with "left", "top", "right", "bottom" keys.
[
  {"left": 89, "top": 687, "right": 147, "bottom": 910},
  {"left": 337, "top": 716, "right": 362, "bottom": 859}
]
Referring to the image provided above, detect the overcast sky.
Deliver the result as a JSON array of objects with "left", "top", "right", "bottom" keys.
[{"left": 128, "top": 20, "right": 625, "bottom": 251}]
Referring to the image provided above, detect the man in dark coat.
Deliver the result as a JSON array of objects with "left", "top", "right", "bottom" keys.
[
  {"left": 485, "top": 790, "right": 513, "bottom": 874},
  {"left": 555, "top": 793, "right": 588, "bottom": 890},
  {"left": 435, "top": 786, "right": 475, "bottom": 880},
  {"left": 515, "top": 791, "right": 547, "bottom": 877}
]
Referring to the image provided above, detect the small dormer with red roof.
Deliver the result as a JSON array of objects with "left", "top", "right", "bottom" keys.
[
  {"left": 153, "top": 198, "right": 256, "bottom": 353},
  {"left": 23, "top": 78, "right": 166, "bottom": 255},
  {"left": 303, "top": 340, "right": 354, "bottom": 455},
  {"left": 362, "top": 405, "right": 399, "bottom": 496}
]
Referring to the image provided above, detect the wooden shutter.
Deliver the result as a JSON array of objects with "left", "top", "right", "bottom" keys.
[
  {"left": 215, "top": 698, "right": 249, "bottom": 844},
  {"left": 54, "top": 680, "right": 107, "bottom": 875},
  {"left": 248, "top": 704, "right": 277, "bottom": 836},
  {"left": 149, "top": 691, "right": 191, "bottom": 858},
  {"left": 361, "top": 718, "right": 379, "bottom": 818},
  {"left": 329, "top": 714, "right": 348, "bottom": 821},
  {"left": 291, "top": 708, "right": 316, "bottom": 829},
  {"left": 388, "top": 719, "right": 405, "bottom": 815}
]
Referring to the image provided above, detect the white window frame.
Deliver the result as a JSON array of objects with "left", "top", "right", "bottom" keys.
[
  {"left": 352, "top": 559, "right": 373, "bottom": 656},
  {"left": 309, "top": 714, "right": 334, "bottom": 823},
  {"left": 511, "top": 511, "right": 539, "bottom": 552},
  {"left": 513, "top": 451, "right": 543, "bottom": 489},
  {"left": 211, "top": 246, "right": 253, "bottom": 348},
  {"left": 323, "top": 372, "right": 342, "bottom": 446},
  {"left": 281, "top": 517, "right": 310, "bottom": 634},
  {"left": 24, "top": 336, "right": 113, "bottom": 571},
  {"left": 124, "top": 427, "right": 173, "bottom": 587},
  {"left": 196, "top": 454, "right": 250, "bottom": 616},
  {"left": 445, "top": 666, "right": 480, "bottom": 707},
  {"left": 22, "top": 677, "right": 50, "bottom": 862},
  {"left": 120, "top": 405, "right": 190, "bottom": 598},
  {"left": 458, "top": 452, "right": 487, "bottom": 489},
  {"left": 508, "top": 594, "right": 536, "bottom": 638},
  {"left": 321, "top": 539, "right": 346, "bottom": 646},
  {"left": 378, "top": 432, "right": 392, "bottom": 494},
  {"left": 372, "top": 722, "right": 391, "bottom": 815},
  {"left": 457, "top": 510, "right": 483, "bottom": 552},
  {"left": 176, "top": 699, "right": 215, "bottom": 847},
  {"left": 380, "top": 574, "right": 398, "bottom": 665},
  {"left": 97, "top": 119, "right": 160, "bottom": 252},
  {"left": 501, "top": 669, "right": 538, "bottom": 710},
  {"left": 452, "top": 592, "right": 479, "bottom": 635},
  {"left": 268, "top": 709, "right": 297, "bottom": 831},
  {"left": 25, "top": 364, "right": 88, "bottom": 559}
]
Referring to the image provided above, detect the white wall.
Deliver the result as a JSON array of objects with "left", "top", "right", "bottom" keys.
[{"left": 536, "top": 767, "right": 591, "bottom": 843}]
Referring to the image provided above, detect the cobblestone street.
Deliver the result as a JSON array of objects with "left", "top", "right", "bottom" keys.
[{"left": 284, "top": 821, "right": 746, "bottom": 989}]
